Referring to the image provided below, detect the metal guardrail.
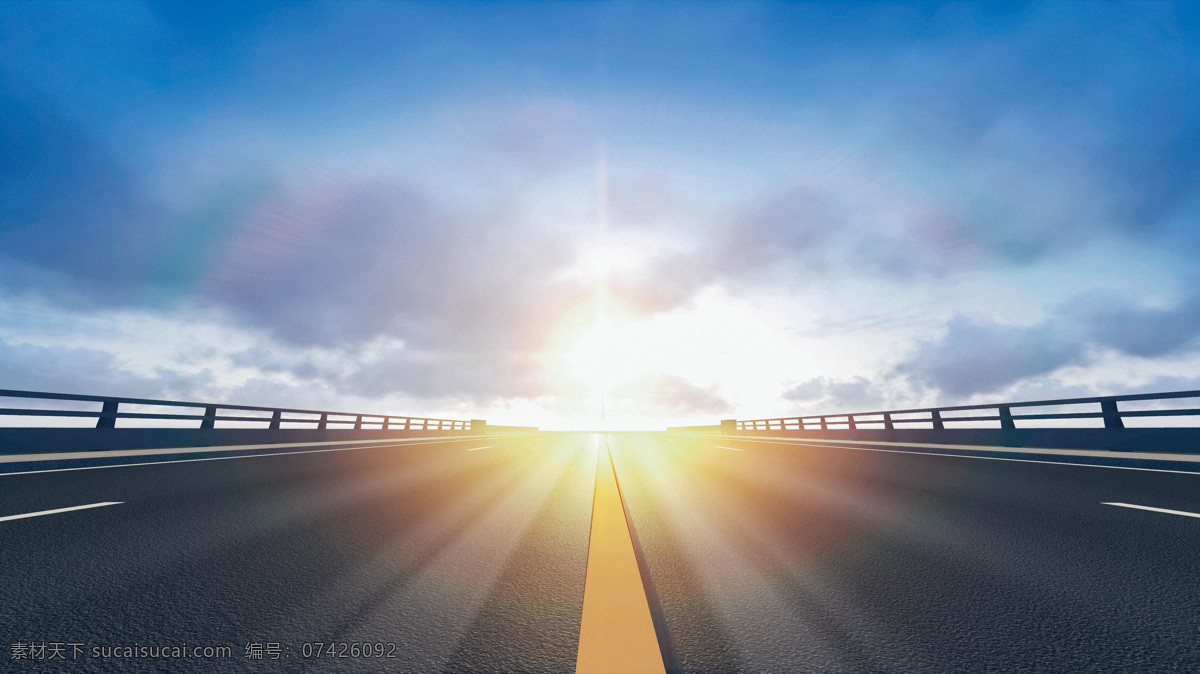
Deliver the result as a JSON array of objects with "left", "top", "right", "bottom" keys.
[
  {"left": 734, "top": 389, "right": 1200, "bottom": 432},
  {"left": 0, "top": 388, "right": 473, "bottom": 431}
]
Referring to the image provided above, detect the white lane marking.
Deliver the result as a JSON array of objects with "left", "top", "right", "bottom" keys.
[
  {"left": 0, "top": 441, "right": 455, "bottom": 478},
  {"left": 0, "top": 435, "right": 491, "bottom": 464},
  {"left": 465, "top": 446, "right": 494, "bottom": 451},
  {"left": 715, "top": 446, "right": 743, "bottom": 451},
  {"left": 0, "top": 501, "right": 123, "bottom": 523},
  {"left": 1103, "top": 502, "right": 1200, "bottom": 519},
  {"left": 667, "top": 432, "right": 1200, "bottom": 464},
  {"left": 692, "top": 437, "right": 1200, "bottom": 476}
]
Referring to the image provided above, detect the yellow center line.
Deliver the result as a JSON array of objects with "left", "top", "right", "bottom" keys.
[{"left": 575, "top": 444, "right": 666, "bottom": 674}]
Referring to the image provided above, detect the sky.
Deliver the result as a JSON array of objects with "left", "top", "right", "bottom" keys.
[{"left": 2, "top": 1, "right": 1200, "bottom": 430}]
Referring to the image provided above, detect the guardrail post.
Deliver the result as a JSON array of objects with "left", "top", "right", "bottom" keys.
[
  {"left": 96, "top": 400, "right": 118, "bottom": 429},
  {"left": 847, "top": 415, "right": 857, "bottom": 430},
  {"left": 269, "top": 410, "right": 281, "bottom": 429},
  {"left": 820, "top": 417, "right": 828, "bottom": 430},
  {"left": 318, "top": 413, "right": 327, "bottom": 430},
  {"left": 884, "top": 412, "right": 894, "bottom": 430},
  {"left": 999, "top": 406, "right": 1015, "bottom": 429},
  {"left": 354, "top": 415, "right": 362, "bottom": 430},
  {"left": 1101, "top": 400, "right": 1125, "bottom": 429},
  {"left": 200, "top": 405, "right": 216, "bottom": 429},
  {"left": 931, "top": 409, "right": 944, "bottom": 430}
]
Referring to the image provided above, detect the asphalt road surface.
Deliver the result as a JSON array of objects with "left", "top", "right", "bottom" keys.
[
  {"left": 611, "top": 434, "right": 1200, "bottom": 673},
  {"left": 3, "top": 432, "right": 1200, "bottom": 672},
  {"left": 1, "top": 435, "right": 594, "bottom": 673}
]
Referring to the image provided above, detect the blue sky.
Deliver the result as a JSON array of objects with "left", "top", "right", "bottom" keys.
[{"left": 2, "top": 1, "right": 1199, "bottom": 429}]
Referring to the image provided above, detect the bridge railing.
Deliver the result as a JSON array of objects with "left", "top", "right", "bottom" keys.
[
  {"left": 733, "top": 389, "right": 1200, "bottom": 432},
  {"left": 0, "top": 388, "right": 473, "bottom": 431}
]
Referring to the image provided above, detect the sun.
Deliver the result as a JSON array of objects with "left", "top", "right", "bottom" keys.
[
  {"left": 561, "top": 306, "right": 663, "bottom": 399},
  {"left": 563, "top": 312, "right": 619, "bottom": 396},
  {"left": 555, "top": 287, "right": 826, "bottom": 423}
]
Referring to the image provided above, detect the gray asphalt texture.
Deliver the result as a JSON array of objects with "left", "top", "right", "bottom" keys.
[
  {"left": 1, "top": 435, "right": 595, "bottom": 673},
  {"left": 611, "top": 434, "right": 1200, "bottom": 673},
  {"left": 6, "top": 432, "right": 1200, "bottom": 672}
]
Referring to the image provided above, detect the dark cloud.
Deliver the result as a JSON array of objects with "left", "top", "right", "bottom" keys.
[
  {"left": 1124, "top": 375, "right": 1200, "bottom": 396},
  {"left": 895, "top": 289, "right": 1200, "bottom": 399},
  {"left": 717, "top": 186, "right": 842, "bottom": 277},
  {"left": 228, "top": 346, "right": 325, "bottom": 381},
  {"left": 339, "top": 353, "right": 551, "bottom": 402},
  {"left": 201, "top": 178, "right": 586, "bottom": 350},
  {"left": 603, "top": 185, "right": 847, "bottom": 317},
  {"left": 232, "top": 338, "right": 556, "bottom": 404},
  {"left": 0, "top": 339, "right": 213, "bottom": 401},
  {"left": 1062, "top": 291, "right": 1200, "bottom": 359},
  {"left": 0, "top": 81, "right": 590, "bottom": 401},
  {"left": 894, "top": 315, "right": 1082, "bottom": 399},
  {"left": 782, "top": 376, "right": 886, "bottom": 413},
  {"left": 180, "top": 175, "right": 610, "bottom": 400},
  {"left": 674, "top": 3, "right": 1200, "bottom": 285},
  {"left": 781, "top": 378, "right": 826, "bottom": 403},
  {"left": 0, "top": 73, "right": 593, "bottom": 401},
  {"left": 884, "top": 4, "right": 1200, "bottom": 248}
]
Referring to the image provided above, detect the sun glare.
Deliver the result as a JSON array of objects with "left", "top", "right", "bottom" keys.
[
  {"left": 561, "top": 301, "right": 714, "bottom": 398},
  {"left": 548, "top": 288, "right": 840, "bottom": 428},
  {"left": 563, "top": 313, "right": 619, "bottom": 396},
  {"left": 561, "top": 304, "right": 677, "bottom": 400}
]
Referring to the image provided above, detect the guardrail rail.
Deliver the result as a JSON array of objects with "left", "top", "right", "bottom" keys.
[
  {"left": 732, "top": 389, "right": 1200, "bottom": 432},
  {"left": 0, "top": 388, "right": 474, "bottom": 431}
]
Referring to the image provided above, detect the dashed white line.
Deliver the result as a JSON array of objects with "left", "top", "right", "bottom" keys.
[
  {"left": 1103, "top": 502, "right": 1200, "bottom": 519},
  {"left": 700, "top": 437, "right": 1200, "bottom": 476},
  {"left": 715, "top": 446, "right": 743, "bottom": 451},
  {"left": 0, "top": 435, "right": 488, "bottom": 464},
  {"left": 0, "top": 440, "right": 461, "bottom": 478},
  {"left": 465, "top": 446, "right": 494, "bottom": 451},
  {"left": 0, "top": 501, "right": 123, "bottom": 523}
]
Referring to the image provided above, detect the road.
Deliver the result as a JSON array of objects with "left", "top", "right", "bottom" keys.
[
  {"left": 3, "top": 432, "right": 1200, "bottom": 671},
  {"left": 611, "top": 434, "right": 1200, "bottom": 673},
  {"left": 0, "top": 435, "right": 595, "bottom": 672}
]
